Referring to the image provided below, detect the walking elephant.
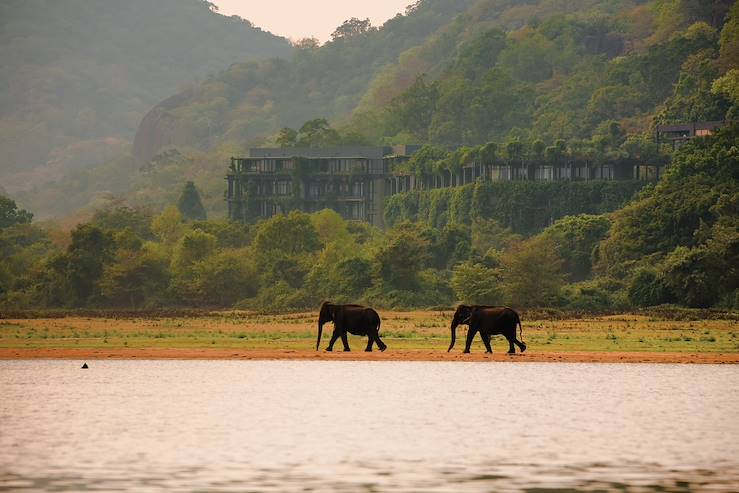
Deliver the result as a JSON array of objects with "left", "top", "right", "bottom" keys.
[
  {"left": 448, "top": 305, "right": 526, "bottom": 354},
  {"left": 316, "top": 302, "right": 387, "bottom": 352}
]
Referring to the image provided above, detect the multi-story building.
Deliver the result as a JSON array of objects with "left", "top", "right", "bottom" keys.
[
  {"left": 226, "top": 146, "right": 420, "bottom": 227},
  {"left": 227, "top": 139, "right": 677, "bottom": 225},
  {"left": 656, "top": 121, "right": 724, "bottom": 149}
]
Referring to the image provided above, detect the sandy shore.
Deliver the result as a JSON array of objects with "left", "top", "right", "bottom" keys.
[{"left": 1, "top": 348, "right": 737, "bottom": 364}]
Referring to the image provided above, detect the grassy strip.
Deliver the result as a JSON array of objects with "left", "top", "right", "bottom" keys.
[{"left": 1, "top": 312, "right": 737, "bottom": 353}]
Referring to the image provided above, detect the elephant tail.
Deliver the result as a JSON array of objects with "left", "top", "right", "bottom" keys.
[{"left": 515, "top": 310, "right": 524, "bottom": 342}]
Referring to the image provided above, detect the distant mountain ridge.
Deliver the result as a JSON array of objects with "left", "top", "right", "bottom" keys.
[
  {"left": 132, "top": 0, "right": 478, "bottom": 162},
  {"left": 0, "top": 0, "right": 292, "bottom": 190},
  {"left": 9, "top": 0, "right": 738, "bottom": 220},
  {"left": 132, "top": 0, "right": 735, "bottom": 162}
]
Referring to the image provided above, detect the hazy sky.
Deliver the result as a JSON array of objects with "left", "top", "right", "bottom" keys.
[{"left": 214, "top": 0, "right": 412, "bottom": 42}]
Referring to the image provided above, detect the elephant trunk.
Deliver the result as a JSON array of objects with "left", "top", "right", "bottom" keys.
[
  {"left": 316, "top": 322, "right": 323, "bottom": 351},
  {"left": 448, "top": 321, "right": 458, "bottom": 352}
]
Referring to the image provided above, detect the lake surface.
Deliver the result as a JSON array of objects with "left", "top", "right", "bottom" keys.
[{"left": 1, "top": 361, "right": 738, "bottom": 492}]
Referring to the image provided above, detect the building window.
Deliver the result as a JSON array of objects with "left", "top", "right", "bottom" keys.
[{"left": 696, "top": 129, "right": 712, "bottom": 137}]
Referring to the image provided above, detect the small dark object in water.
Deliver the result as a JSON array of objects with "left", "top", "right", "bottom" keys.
[{"left": 81, "top": 363, "right": 89, "bottom": 369}]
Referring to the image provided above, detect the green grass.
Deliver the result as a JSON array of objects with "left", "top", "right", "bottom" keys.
[{"left": 0, "top": 313, "right": 737, "bottom": 353}]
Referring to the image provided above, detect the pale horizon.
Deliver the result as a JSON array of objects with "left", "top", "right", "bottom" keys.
[{"left": 213, "top": 0, "right": 412, "bottom": 42}]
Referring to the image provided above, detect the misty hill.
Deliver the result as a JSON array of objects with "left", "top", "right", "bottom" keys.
[
  {"left": 133, "top": 0, "right": 735, "bottom": 162},
  {"left": 12, "top": 0, "right": 738, "bottom": 219},
  {"left": 0, "top": 0, "right": 292, "bottom": 191},
  {"left": 133, "top": 0, "right": 477, "bottom": 162}
]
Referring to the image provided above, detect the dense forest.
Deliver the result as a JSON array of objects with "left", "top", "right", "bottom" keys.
[
  {"left": 1, "top": 0, "right": 737, "bottom": 313},
  {"left": 13, "top": 0, "right": 736, "bottom": 221},
  {"left": 0, "top": 0, "right": 291, "bottom": 199},
  {"left": 1, "top": 125, "right": 737, "bottom": 311}
]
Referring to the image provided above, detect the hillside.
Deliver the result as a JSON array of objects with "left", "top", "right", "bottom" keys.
[
  {"left": 133, "top": 0, "right": 736, "bottom": 157},
  {"left": 11, "top": 0, "right": 739, "bottom": 220},
  {"left": 0, "top": 0, "right": 292, "bottom": 193},
  {"left": 132, "top": 0, "right": 477, "bottom": 162}
]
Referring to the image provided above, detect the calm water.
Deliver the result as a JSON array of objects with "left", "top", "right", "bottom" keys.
[{"left": 1, "top": 361, "right": 738, "bottom": 492}]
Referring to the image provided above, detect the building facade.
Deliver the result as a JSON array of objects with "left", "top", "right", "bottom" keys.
[
  {"left": 226, "top": 146, "right": 417, "bottom": 227},
  {"left": 226, "top": 142, "right": 669, "bottom": 225},
  {"left": 656, "top": 121, "right": 723, "bottom": 149}
]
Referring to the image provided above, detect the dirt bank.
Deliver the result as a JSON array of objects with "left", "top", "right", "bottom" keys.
[{"left": 1, "top": 348, "right": 737, "bottom": 364}]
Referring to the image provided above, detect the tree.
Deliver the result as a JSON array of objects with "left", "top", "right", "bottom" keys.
[
  {"left": 190, "top": 249, "right": 259, "bottom": 306},
  {"left": 480, "top": 143, "right": 498, "bottom": 164},
  {"left": 275, "top": 127, "right": 298, "bottom": 147},
  {"left": 253, "top": 211, "right": 322, "bottom": 260},
  {"left": 171, "top": 230, "right": 217, "bottom": 272},
  {"left": 0, "top": 196, "right": 33, "bottom": 229},
  {"left": 600, "top": 125, "right": 739, "bottom": 276},
  {"left": 99, "top": 247, "right": 169, "bottom": 308},
  {"left": 541, "top": 214, "right": 611, "bottom": 281},
  {"left": 471, "top": 218, "right": 520, "bottom": 256},
  {"left": 151, "top": 206, "right": 187, "bottom": 245},
  {"left": 296, "top": 118, "right": 340, "bottom": 147},
  {"left": 177, "top": 181, "right": 207, "bottom": 221},
  {"left": 309, "top": 209, "right": 353, "bottom": 248},
  {"left": 67, "top": 224, "right": 114, "bottom": 305},
  {"left": 92, "top": 206, "right": 153, "bottom": 240},
  {"left": 374, "top": 224, "right": 431, "bottom": 290},
  {"left": 331, "top": 18, "right": 373, "bottom": 41},
  {"left": 386, "top": 75, "right": 438, "bottom": 140},
  {"left": 712, "top": 69, "right": 739, "bottom": 119},
  {"left": 532, "top": 140, "right": 546, "bottom": 160},
  {"left": 660, "top": 245, "right": 724, "bottom": 307},
  {"left": 501, "top": 236, "right": 564, "bottom": 307},
  {"left": 718, "top": 2, "right": 739, "bottom": 71},
  {"left": 451, "top": 261, "right": 503, "bottom": 305}
]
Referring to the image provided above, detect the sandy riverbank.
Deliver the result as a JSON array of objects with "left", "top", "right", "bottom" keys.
[{"left": 1, "top": 348, "right": 737, "bottom": 364}]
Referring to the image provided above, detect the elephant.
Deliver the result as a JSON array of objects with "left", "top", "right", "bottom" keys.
[
  {"left": 448, "top": 305, "right": 526, "bottom": 354},
  {"left": 316, "top": 301, "right": 387, "bottom": 352}
]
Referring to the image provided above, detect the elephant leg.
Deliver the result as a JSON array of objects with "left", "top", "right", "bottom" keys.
[
  {"left": 515, "top": 337, "right": 527, "bottom": 353},
  {"left": 365, "top": 335, "right": 373, "bottom": 352},
  {"left": 340, "top": 332, "right": 350, "bottom": 352},
  {"left": 506, "top": 334, "right": 516, "bottom": 354},
  {"left": 463, "top": 327, "right": 477, "bottom": 353},
  {"left": 326, "top": 330, "right": 340, "bottom": 351},
  {"left": 480, "top": 332, "right": 493, "bottom": 353},
  {"left": 373, "top": 331, "right": 387, "bottom": 352}
]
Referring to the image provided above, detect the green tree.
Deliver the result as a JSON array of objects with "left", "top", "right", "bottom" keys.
[
  {"left": 501, "top": 236, "right": 564, "bottom": 307},
  {"left": 541, "top": 214, "right": 611, "bottom": 281},
  {"left": 386, "top": 75, "right": 438, "bottom": 140},
  {"left": 374, "top": 224, "right": 431, "bottom": 290},
  {"left": 660, "top": 245, "right": 725, "bottom": 307},
  {"left": 190, "top": 249, "right": 259, "bottom": 306},
  {"left": 626, "top": 267, "right": 670, "bottom": 307},
  {"left": 177, "top": 181, "right": 207, "bottom": 221},
  {"left": 171, "top": 230, "right": 217, "bottom": 272},
  {"left": 331, "top": 17, "right": 373, "bottom": 41},
  {"left": 275, "top": 127, "right": 298, "bottom": 147},
  {"left": 253, "top": 211, "right": 322, "bottom": 260},
  {"left": 451, "top": 261, "right": 503, "bottom": 305},
  {"left": 99, "top": 246, "right": 169, "bottom": 308},
  {"left": 92, "top": 206, "right": 154, "bottom": 240},
  {"left": 67, "top": 224, "right": 114, "bottom": 305},
  {"left": 296, "top": 119, "right": 341, "bottom": 147},
  {"left": 0, "top": 196, "right": 33, "bottom": 229},
  {"left": 151, "top": 206, "right": 187, "bottom": 245}
]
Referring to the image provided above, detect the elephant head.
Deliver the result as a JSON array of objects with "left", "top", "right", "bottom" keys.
[
  {"left": 448, "top": 304, "right": 473, "bottom": 352},
  {"left": 316, "top": 301, "right": 335, "bottom": 350}
]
